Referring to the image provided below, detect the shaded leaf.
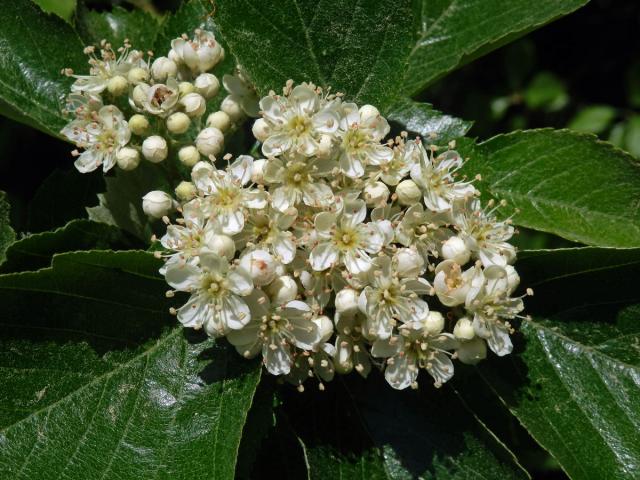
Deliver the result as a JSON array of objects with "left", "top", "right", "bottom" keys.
[
  {"left": 27, "top": 168, "right": 105, "bottom": 233},
  {"left": 0, "top": 192, "right": 16, "bottom": 264},
  {"left": 75, "top": 5, "right": 160, "bottom": 52},
  {"left": 474, "top": 312, "right": 640, "bottom": 480},
  {"left": 568, "top": 105, "right": 617, "bottom": 134},
  {"left": 31, "top": 0, "right": 77, "bottom": 23},
  {"left": 284, "top": 373, "right": 529, "bottom": 479},
  {"left": 468, "top": 129, "right": 640, "bottom": 248},
  {"left": 386, "top": 97, "right": 472, "bottom": 143},
  {"left": 0, "top": 219, "right": 135, "bottom": 273},
  {"left": 0, "top": 0, "right": 86, "bottom": 137},
  {"left": 0, "top": 250, "right": 261, "bottom": 479}
]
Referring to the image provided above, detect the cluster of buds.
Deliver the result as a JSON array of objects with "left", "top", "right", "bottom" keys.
[
  {"left": 154, "top": 81, "right": 529, "bottom": 391},
  {"left": 60, "top": 30, "right": 258, "bottom": 199}
]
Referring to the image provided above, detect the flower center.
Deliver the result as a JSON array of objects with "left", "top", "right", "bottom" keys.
[{"left": 287, "top": 115, "right": 311, "bottom": 137}]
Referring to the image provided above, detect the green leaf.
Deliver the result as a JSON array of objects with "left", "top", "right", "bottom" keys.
[
  {"left": 0, "top": 192, "right": 16, "bottom": 265},
  {"left": 475, "top": 313, "right": 640, "bottom": 480},
  {"left": 87, "top": 162, "right": 169, "bottom": 241},
  {"left": 215, "top": 0, "right": 414, "bottom": 110},
  {"left": 284, "top": 374, "right": 529, "bottom": 479},
  {"left": 386, "top": 98, "right": 472, "bottom": 143},
  {"left": 568, "top": 105, "right": 617, "bottom": 134},
  {"left": 522, "top": 72, "right": 568, "bottom": 112},
  {"left": 31, "top": 0, "right": 77, "bottom": 23},
  {"left": 0, "top": 250, "right": 261, "bottom": 479},
  {"left": 215, "top": 0, "right": 587, "bottom": 109},
  {"left": 26, "top": 168, "right": 105, "bottom": 233},
  {"left": 0, "top": 219, "right": 134, "bottom": 273},
  {"left": 402, "top": 0, "right": 588, "bottom": 95},
  {"left": 468, "top": 129, "right": 640, "bottom": 248},
  {"left": 624, "top": 114, "right": 640, "bottom": 157},
  {"left": 75, "top": 5, "right": 161, "bottom": 52},
  {"left": 0, "top": 0, "right": 86, "bottom": 137},
  {"left": 517, "top": 247, "right": 640, "bottom": 317}
]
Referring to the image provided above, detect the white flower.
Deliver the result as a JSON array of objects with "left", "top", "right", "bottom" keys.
[
  {"left": 392, "top": 247, "right": 425, "bottom": 278},
  {"left": 372, "top": 324, "right": 457, "bottom": 390},
  {"left": 143, "top": 78, "right": 180, "bottom": 117},
  {"left": 191, "top": 157, "right": 268, "bottom": 234},
  {"left": 227, "top": 290, "right": 321, "bottom": 375},
  {"left": 363, "top": 181, "right": 390, "bottom": 206},
  {"left": 116, "top": 146, "right": 140, "bottom": 171},
  {"left": 194, "top": 73, "right": 220, "bottom": 99},
  {"left": 410, "top": 145, "right": 476, "bottom": 212},
  {"left": 441, "top": 235, "right": 471, "bottom": 265},
  {"left": 170, "top": 29, "right": 224, "bottom": 73},
  {"left": 165, "top": 252, "right": 253, "bottom": 337},
  {"left": 396, "top": 203, "right": 451, "bottom": 261},
  {"left": 259, "top": 83, "right": 340, "bottom": 157},
  {"left": 395, "top": 179, "right": 422, "bottom": 206},
  {"left": 151, "top": 56, "right": 178, "bottom": 82},
  {"left": 465, "top": 265, "right": 524, "bottom": 356},
  {"left": 337, "top": 103, "right": 392, "bottom": 178},
  {"left": 372, "top": 138, "right": 417, "bottom": 186},
  {"left": 267, "top": 275, "right": 299, "bottom": 305},
  {"left": 239, "top": 249, "right": 278, "bottom": 286},
  {"left": 287, "top": 343, "right": 336, "bottom": 389},
  {"left": 61, "top": 94, "right": 103, "bottom": 141},
  {"left": 358, "top": 256, "right": 431, "bottom": 340},
  {"left": 166, "top": 112, "right": 191, "bottom": 134},
  {"left": 454, "top": 197, "right": 516, "bottom": 266},
  {"left": 65, "top": 105, "right": 131, "bottom": 173},
  {"left": 223, "top": 69, "right": 260, "bottom": 117},
  {"left": 234, "top": 206, "right": 298, "bottom": 264},
  {"left": 433, "top": 260, "right": 476, "bottom": 307},
  {"left": 72, "top": 44, "right": 146, "bottom": 94},
  {"left": 180, "top": 92, "right": 206, "bottom": 117},
  {"left": 309, "top": 199, "right": 384, "bottom": 274},
  {"left": 196, "top": 127, "right": 224, "bottom": 157},
  {"left": 263, "top": 154, "right": 335, "bottom": 211},
  {"left": 142, "top": 135, "right": 168, "bottom": 163},
  {"left": 334, "top": 330, "right": 371, "bottom": 377}
]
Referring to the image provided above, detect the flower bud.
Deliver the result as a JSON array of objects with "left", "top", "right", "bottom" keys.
[
  {"left": 142, "top": 135, "right": 168, "bottom": 163},
  {"left": 127, "top": 67, "right": 148, "bottom": 84},
  {"left": 194, "top": 73, "right": 220, "bottom": 99},
  {"left": 316, "top": 134, "right": 334, "bottom": 158},
  {"left": 175, "top": 83, "right": 193, "bottom": 97},
  {"left": 239, "top": 249, "right": 277, "bottom": 286},
  {"left": 267, "top": 275, "right": 298, "bottom": 304},
  {"left": 129, "top": 114, "right": 149, "bottom": 136},
  {"left": 174, "top": 181, "right": 196, "bottom": 201},
  {"left": 180, "top": 92, "right": 206, "bottom": 117},
  {"left": 251, "top": 118, "right": 269, "bottom": 141},
  {"left": 453, "top": 317, "right": 475, "bottom": 340},
  {"left": 166, "top": 112, "right": 191, "bottom": 134},
  {"left": 312, "top": 315, "right": 334, "bottom": 343},
  {"left": 130, "top": 83, "right": 149, "bottom": 108},
  {"left": 396, "top": 179, "right": 422, "bottom": 206},
  {"left": 423, "top": 311, "right": 445, "bottom": 335},
  {"left": 359, "top": 104, "right": 380, "bottom": 122},
  {"left": 335, "top": 288, "right": 359, "bottom": 316},
  {"left": 142, "top": 190, "right": 173, "bottom": 219},
  {"left": 107, "top": 75, "right": 128, "bottom": 96},
  {"left": 209, "top": 234, "right": 236, "bottom": 259},
  {"left": 207, "top": 111, "right": 231, "bottom": 132},
  {"left": 116, "top": 147, "right": 140, "bottom": 171},
  {"left": 197, "top": 41, "right": 224, "bottom": 72},
  {"left": 393, "top": 247, "right": 425, "bottom": 277},
  {"left": 363, "top": 181, "right": 389, "bottom": 206},
  {"left": 178, "top": 145, "right": 200, "bottom": 167},
  {"left": 151, "top": 56, "right": 177, "bottom": 82},
  {"left": 196, "top": 127, "right": 224, "bottom": 157},
  {"left": 220, "top": 95, "right": 244, "bottom": 122},
  {"left": 251, "top": 158, "right": 266, "bottom": 184},
  {"left": 456, "top": 337, "right": 487, "bottom": 365},
  {"left": 442, "top": 236, "right": 471, "bottom": 265},
  {"left": 334, "top": 335, "right": 353, "bottom": 374}
]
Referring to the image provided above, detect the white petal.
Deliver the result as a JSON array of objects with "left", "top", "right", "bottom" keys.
[
  {"left": 227, "top": 268, "right": 254, "bottom": 296},
  {"left": 177, "top": 293, "right": 207, "bottom": 327},
  {"left": 164, "top": 263, "right": 200, "bottom": 291},
  {"left": 371, "top": 338, "right": 400, "bottom": 358},
  {"left": 263, "top": 339, "right": 292, "bottom": 375},
  {"left": 262, "top": 133, "right": 292, "bottom": 157},
  {"left": 310, "top": 242, "right": 339, "bottom": 271},
  {"left": 220, "top": 295, "right": 251, "bottom": 330},
  {"left": 220, "top": 209, "right": 245, "bottom": 235},
  {"left": 229, "top": 155, "right": 253, "bottom": 185},
  {"left": 384, "top": 352, "right": 416, "bottom": 390}
]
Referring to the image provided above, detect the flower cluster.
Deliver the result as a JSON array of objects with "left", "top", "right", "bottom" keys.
[
  {"left": 62, "top": 31, "right": 528, "bottom": 391},
  {"left": 157, "top": 82, "right": 528, "bottom": 391},
  {"left": 60, "top": 31, "right": 258, "bottom": 188}
]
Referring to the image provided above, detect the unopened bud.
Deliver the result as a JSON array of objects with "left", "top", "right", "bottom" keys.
[
  {"left": 457, "top": 337, "right": 487, "bottom": 365},
  {"left": 175, "top": 181, "right": 196, "bottom": 201},
  {"left": 453, "top": 317, "right": 475, "bottom": 340},
  {"left": 178, "top": 145, "right": 200, "bottom": 167},
  {"left": 107, "top": 75, "right": 128, "bottom": 96},
  {"left": 393, "top": 248, "right": 424, "bottom": 277},
  {"left": 207, "top": 111, "right": 231, "bottom": 132},
  {"left": 424, "top": 311, "right": 444, "bottom": 335},
  {"left": 363, "top": 181, "right": 389, "bottom": 206},
  {"left": 196, "top": 127, "right": 224, "bottom": 157},
  {"left": 359, "top": 104, "right": 380, "bottom": 122},
  {"left": 127, "top": 67, "right": 148, "bottom": 84},
  {"left": 442, "top": 236, "right": 471, "bottom": 265},
  {"left": 194, "top": 73, "right": 220, "bottom": 99},
  {"left": 251, "top": 118, "right": 269, "bottom": 141},
  {"left": 180, "top": 92, "right": 206, "bottom": 117},
  {"left": 129, "top": 114, "right": 149, "bottom": 136},
  {"left": 142, "top": 190, "right": 174, "bottom": 219},
  {"left": 312, "top": 315, "right": 334, "bottom": 343},
  {"left": 116, "top": 147, "right": 140, "bottom": 171},
  {"left": 267, "top": 275, "right": 298, "bottom": 304},
  {"left": 221, "top": 95, "right": 244, "bottom": 122},
  {"left": 151, "top": 56, "right": 177, "bottom": 82},
  {"left": 335, "top": 288, "right": 359, "bottom": 316},
  {"left": 209, "top": 234, "right": 236, "bottom": 259},
  {"left": 251, "top": 158, "right": 266, "bottom": 184},
  {"left": 166, "top": 112, "right": 191, "bottom": 134},
  {"left": 239, "top": 249, "right": 277, "bottom": 286},
  {"left": 396, "top": 179, "right": 421, "bottom": 206},
  {"left": 142, "top": 135, "right": 168, "bottom": 163}
]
